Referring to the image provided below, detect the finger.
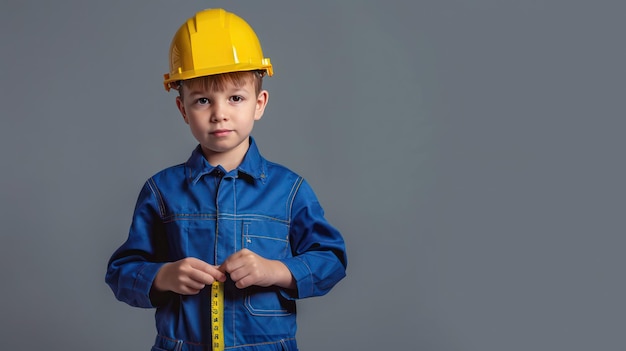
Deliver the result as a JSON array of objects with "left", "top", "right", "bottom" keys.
[
  {"left": 203, "top": 264, "right": 227, "bottom": 282},
  {"left": 180, "top": 277, "right": 206, "bottom": 292},
  {"left": 233, "top": 273, "right": 254, "bottom": 289},
  {"left": 229, "top": 260, "right": 266, "bottom": 288},
  {"left": 186, "top": 258, "right": 227, "bottom": 282},
  {"left": 187, "top": 268, "right": 216, "bottom": 285},
  {"left": 220, "top": 259, "right": 240, "bottom": 275},
  {"left": 221, "top": 249, "right": 255, "bottom": 274},
  {"left": 178, "top": 284, "right": 203, "bottom": 295}
]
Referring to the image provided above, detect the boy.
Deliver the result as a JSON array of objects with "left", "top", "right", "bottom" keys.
[{"left": 105, "top": 8, "right": 347, "bottom": 351}]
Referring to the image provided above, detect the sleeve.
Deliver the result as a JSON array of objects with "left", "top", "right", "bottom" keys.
[
  {"left": 279, "top": 178, "right": 348, "bottom": 299},
  {"left": 105, "top": 180, "right": 171, "bottom": 308}
]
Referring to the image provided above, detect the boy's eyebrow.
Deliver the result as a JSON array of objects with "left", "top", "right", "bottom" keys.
[
  {"left": 228, "top": 87, "right": 248, "bottom": 94},
  {"left": 184, "top": 82, "right": 252, "bottom": 96},
  {"left": 186, "top": 89, "right": 207, "bottom": 96}
]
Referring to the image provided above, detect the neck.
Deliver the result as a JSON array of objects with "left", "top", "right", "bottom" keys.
[{"left": 201, "top": 139, "right": 250, "bottom": 172}]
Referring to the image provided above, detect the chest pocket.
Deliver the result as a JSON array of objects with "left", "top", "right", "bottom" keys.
[
  {"left": 242, "top": 219, "right": 290, "bottom": 260},
  {"left": 163, "top": 217, "right": 217, "bottom": 262}
]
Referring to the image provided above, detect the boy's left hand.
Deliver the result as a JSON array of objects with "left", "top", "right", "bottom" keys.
[{"left": 220, "top": 248, "right": 295, "bottom": 290}]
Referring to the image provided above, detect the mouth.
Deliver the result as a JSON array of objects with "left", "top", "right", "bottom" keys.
[{"left": 210, "top": 129, "right": 232, "bottom": 137}]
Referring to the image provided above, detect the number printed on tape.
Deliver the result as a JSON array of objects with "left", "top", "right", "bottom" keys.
[{"left": 211, "top": 281, "right": 224, "bottom": 351}]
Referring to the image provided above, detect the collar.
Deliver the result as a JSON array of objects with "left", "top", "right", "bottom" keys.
[{"left": 186, "top": 137, "right": 267, "bottom": 185}]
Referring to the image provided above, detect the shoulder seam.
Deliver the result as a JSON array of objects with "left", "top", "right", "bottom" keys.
[
  {"left": 146, "top": 178, "right": 166, "bottom": 217},
  {"left": 287, "top": 177, "right": 304, "bottom": 223}
]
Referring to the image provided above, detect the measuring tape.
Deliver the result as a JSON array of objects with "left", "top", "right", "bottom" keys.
[{"left": 211, "top": 281, "right": 224, "bottom": 351}]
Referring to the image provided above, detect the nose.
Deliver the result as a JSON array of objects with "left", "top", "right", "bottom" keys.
[{"left": 211, "top": 101, "right": 228, "bottom": 122}]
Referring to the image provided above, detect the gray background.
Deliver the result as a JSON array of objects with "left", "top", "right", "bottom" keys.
[{"left": 1, "top": 0, "right": 625, "bottom": 350}]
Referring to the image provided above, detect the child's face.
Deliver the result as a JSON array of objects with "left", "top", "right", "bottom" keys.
[{"left": 176, "top": 77, "right": 268, "bottom": 164}]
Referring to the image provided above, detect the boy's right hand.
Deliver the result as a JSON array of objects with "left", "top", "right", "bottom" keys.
[{"left": 153, "top": 257, "right": 226, "bottom": 295}]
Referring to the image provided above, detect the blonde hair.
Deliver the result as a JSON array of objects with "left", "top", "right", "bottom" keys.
[{"left": 177, "top": 71, "right": 264, "bottom": 99}]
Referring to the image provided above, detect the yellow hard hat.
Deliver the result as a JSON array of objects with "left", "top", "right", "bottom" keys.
[{"left": 163, "top": 8, "right": 273, "bottom": 91}]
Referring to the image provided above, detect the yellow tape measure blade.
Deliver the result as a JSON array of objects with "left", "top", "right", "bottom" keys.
[{"left": 211, "top": 281, "right": 224, "bottom": 351}]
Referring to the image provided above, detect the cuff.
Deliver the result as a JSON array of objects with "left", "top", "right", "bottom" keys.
[{"left": 278, "top": 257, "right": 313, "bottom": 299}]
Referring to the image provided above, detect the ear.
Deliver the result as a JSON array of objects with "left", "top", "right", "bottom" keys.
[
  {"left": 175, "top": 96, "right": 189, "bottom": 124},
  {"left": 254, "top": 90, "right": 269, "bottom": 121}
]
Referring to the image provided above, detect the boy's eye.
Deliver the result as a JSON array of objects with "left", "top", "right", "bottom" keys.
[
  {"left": 197, "top": 98, "right": 209, "bottom": 105},
  {"left": 230, "top": 96, "right": 243, "bottom": 102}
]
